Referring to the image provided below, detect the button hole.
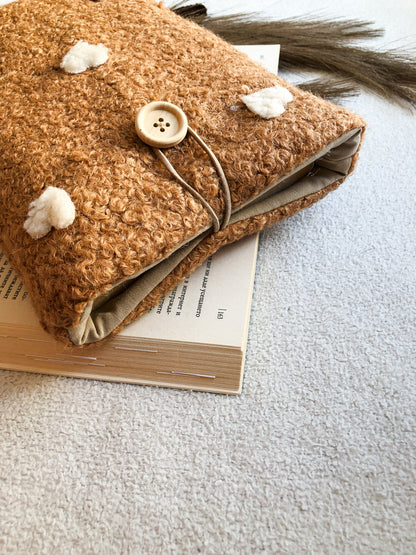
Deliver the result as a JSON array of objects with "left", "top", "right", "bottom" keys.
[
  {"left": 166, "top": 122, "right": 171, "bottom": 127},
  {"left": 159, "top": 118, "right": 164, "bottom": 122},
  {"left": 160, "top": 128, "right": 165, "bottom": 132},
  {"left": 153, "top": 123, "right": 158, "bottom": 127}
]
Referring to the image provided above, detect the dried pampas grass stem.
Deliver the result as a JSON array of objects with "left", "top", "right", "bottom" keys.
[
  {"left": 297, "top": 78, "right": 360, "bottom": 101},
  {"left": 171, "top": 2, "right": 416, "bottom": 108},
  {"left": 172, "top": 3, "right": 207, "bottom": 18},
  {"left": 282, "top": 44, "right": 416, "bottom": 107}
]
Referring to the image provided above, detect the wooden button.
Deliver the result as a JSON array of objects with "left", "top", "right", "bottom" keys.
[{"left": 135, "top": 101, "right": 188, "bottom": 148}]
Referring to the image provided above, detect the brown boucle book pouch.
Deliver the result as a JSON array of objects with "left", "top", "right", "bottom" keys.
[{"left": 0, "top": 0, "right": 365, "bottom": 346}]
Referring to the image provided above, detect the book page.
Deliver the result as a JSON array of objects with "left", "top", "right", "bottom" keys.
[
  {"left": 123, "top": 235, "right": 259, "bottom": 347},
  {"left": 0, "top": 251, "right": 28, "bottom": 302},
  {"left": 236, "top": 45, "right": 280, "bottom": 72},
  {"left": 0, "top": 251, "right": 39, "bottom": 326}
]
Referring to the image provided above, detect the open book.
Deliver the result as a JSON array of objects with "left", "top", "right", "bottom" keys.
[{"left": 0, "top": 45, "right": 280, "bottom": 394}]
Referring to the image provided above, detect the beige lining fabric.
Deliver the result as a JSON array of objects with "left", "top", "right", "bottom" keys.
[{"left": 69, "top": 128, "right": 361, "bottom": 345}]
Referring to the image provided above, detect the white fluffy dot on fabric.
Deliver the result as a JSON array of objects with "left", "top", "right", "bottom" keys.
[
  {"left": 24, "top": 186, "right": 76, "bottom": 239},
  {"left": 60, "top": 40, "right": 108, "bottom": 74},
  {"left": 241, "top": 85, "right": 294, "bottom": 118}
]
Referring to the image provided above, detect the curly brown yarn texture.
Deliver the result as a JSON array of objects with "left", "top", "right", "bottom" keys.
[{"left": 0, "top": 0, "right": 365, "bottom": 345}]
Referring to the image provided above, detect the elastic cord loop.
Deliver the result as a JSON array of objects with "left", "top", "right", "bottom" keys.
[
  {"left": 153, "top": 127, "right": 231, "bottom": 232},
  {"left": 187, "top": 126, "right": 232, "bottom": 230},
  {"left": 153, "top": 147, "right": 221, "bottom": 232}
]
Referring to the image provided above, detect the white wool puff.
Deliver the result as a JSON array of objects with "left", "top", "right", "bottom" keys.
[
  {"left": 60, "top": 40, "right": 108, "bottom": 74},
  {"left": 24, "top": 186, "right": 76, "bottom": 240},
  {"left": 241, "top": 85, "right": 294, "bottom": 119}
]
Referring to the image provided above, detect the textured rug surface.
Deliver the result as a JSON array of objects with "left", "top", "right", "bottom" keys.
[{"left": 0, "top": 0, "right": 415, "bottom": 553}]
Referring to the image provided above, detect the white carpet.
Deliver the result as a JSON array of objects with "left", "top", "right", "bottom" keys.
[{"left": 1, "top": 0, "right": 415, "bottom": 553}]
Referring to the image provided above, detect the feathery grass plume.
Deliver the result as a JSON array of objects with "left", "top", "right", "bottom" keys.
[
  {"left": 281, "top": 44, "right": 416, "bottom": 107},
  {"left": 195, "top": 15, "right": 383, "bottom": 44},
  {"left": 172, "top": 3, "right": 207, "bottom": 18},
  {"left": 296, "top": 77, "right": 360, "bottom": 100},
  {"left": 170, "top": 3, "right": 416, "bottom": 107}
]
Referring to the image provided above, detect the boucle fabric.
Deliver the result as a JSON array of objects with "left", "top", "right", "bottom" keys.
[{"left": 0, "top": 0, "right": 364, "bottom": 345}]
